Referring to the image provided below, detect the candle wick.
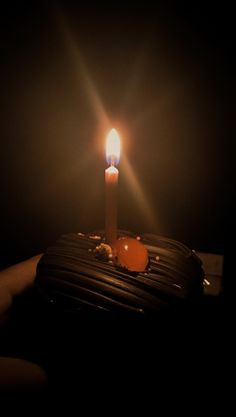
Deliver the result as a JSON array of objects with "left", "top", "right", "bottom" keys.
[{"left": 110, "top": 156, "right": 116, "bottom": 167}]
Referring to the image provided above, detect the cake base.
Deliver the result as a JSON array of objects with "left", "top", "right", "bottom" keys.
[{"left": 36, "top": 230, "right": 204, "bottom": 318}]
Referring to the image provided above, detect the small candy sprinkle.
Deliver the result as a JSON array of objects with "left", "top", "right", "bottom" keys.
[
  {"left": 89, "top": 235, "right": 101, "bottom": 240},
  {"left": 173, "top": 284, "right": 181, "bottom": 289},
  {"left": 155, "top": 256, "right": 160, "bottom": 261}
]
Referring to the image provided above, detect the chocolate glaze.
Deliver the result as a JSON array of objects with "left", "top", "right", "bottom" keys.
[{"left": 36, "top": 231, "right": 204, "bottom": 317}]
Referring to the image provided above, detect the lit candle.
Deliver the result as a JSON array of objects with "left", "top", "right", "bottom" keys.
[{"left": 105, "top": 128, "right": 121, "bottom": 245}]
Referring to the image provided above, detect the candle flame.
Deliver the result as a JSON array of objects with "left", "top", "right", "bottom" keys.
[{"left": 106, "top": 128, "right": 121, "bottom": 166}]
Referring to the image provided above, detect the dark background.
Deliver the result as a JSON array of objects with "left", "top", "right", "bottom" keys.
[{"left": 0, "top": 1, "right": 234, "bottom": 292}]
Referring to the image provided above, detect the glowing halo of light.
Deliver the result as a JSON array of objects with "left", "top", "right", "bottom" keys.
[
  {"left": 121, "top": 154, "right": 157, "bottom": 230},
  {"left": 53, "top": 7, "right": 158, "bottom": 230}
]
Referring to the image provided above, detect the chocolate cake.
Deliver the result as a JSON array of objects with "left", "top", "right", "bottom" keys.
[{"left": 36, "top": 230, "right": 204, "bottom": 318}]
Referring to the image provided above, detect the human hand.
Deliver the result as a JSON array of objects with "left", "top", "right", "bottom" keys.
[{"left": 0, "top": 254, "right": 42, "bottom": 322}]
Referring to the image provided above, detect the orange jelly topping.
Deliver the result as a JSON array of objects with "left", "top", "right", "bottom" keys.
[{"left": 112, "top": 237, "right": 148, "bottom": 272}]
